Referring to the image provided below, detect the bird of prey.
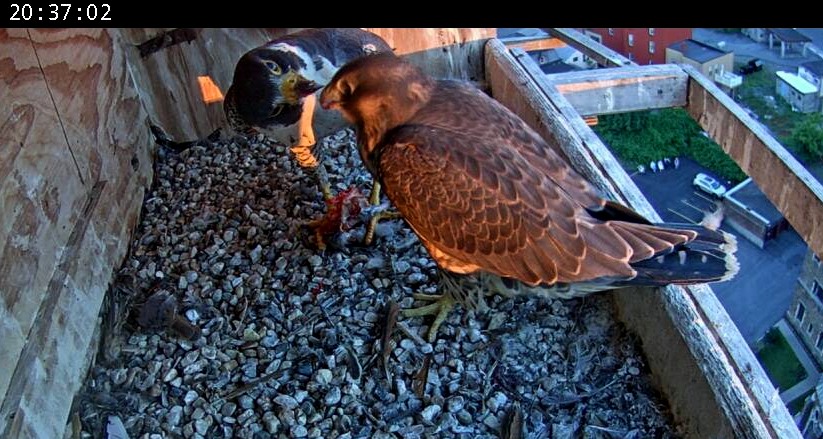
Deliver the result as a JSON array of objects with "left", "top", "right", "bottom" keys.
[
  {"left": 320, "top": 53, "right": 739, "bottom": 342},
  {"left": 224, "top": 28, "right": 394, "bottom": 246}
]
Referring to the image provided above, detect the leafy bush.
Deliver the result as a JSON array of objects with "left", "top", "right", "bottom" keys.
[
  {"left": 790, "top": 113, "right": 823, "bottom": 161},
  {"left": 594, "top": 108, "right": 747, "bottom": 183}
]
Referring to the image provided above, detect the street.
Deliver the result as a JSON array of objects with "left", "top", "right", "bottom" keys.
[{"left": 629, "top": 157, "right": 807, "bottom": 344}]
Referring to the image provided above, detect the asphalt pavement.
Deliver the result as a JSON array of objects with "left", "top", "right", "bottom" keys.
[
  {"left": 629, "top": 157, "right": 807, "bottom": 344},
  {"left": 693, "top": 28, "right": 822, "bottom": 70}
]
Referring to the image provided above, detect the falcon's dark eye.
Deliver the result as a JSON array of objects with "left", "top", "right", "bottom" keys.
[
  {"left": 263, "top": 60, "right": 282, "bottom": 76},
  {"left": 340, "top": 80, "right": 354, "bottom": 97}
]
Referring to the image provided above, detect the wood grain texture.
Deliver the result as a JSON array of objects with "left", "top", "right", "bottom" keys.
[
  {"left": 0, "top": 28, "right": 86, "bottom": 408},
  {"left": 0, "top": 28, "right": 152, "bottom": 438},
  {"left": 684, "top": 64, "right": 823, "bottom": 261},
  {"left": 544, "top": 62, "right": 689, "bottom": 116},
  {"left": 120, "top": 28, "right": 287, "bottom": 142},
  {"left": 366, "top": 28, "right": 494, "bottom": 81},
  {"left": 485, "top": 38, "right": 800, "bottom": 438}
]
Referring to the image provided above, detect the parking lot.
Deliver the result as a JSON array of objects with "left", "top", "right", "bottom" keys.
[{"left": 629, "top": 157, "right": 807, "bottom": 344}]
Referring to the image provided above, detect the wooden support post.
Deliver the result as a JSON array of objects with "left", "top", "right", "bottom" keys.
[
  {"left": 683, "top": 64, "right": 823, "bottom": 260},
  {"left": 542, "top": 28, "right": 635, "bottom": 68},
  {"left": 544, "top": 63, "right": 689, "bottom": 116}
]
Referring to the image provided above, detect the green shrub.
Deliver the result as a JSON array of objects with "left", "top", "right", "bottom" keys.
[
  {"left": 594, "top": 108, "right": 747, "bottom": 183},
  {"left": 790, "top": 113, "right": 823, "bottom": 161}
]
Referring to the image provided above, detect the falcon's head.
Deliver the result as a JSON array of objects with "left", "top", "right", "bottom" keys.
[
  {"left": 320, "top": 54, "right": 434, "bottom": 157},
  {"left": 224, "top": 45, "right": 325, "bottom": 134}
]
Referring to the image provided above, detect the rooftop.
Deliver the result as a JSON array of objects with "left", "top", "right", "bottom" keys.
[
  {"left": 767, "top": 28, "right": 812, "bottom": 43},
  {"left": 668, "top": 39, "right": 729, "bottom": 64},
  {"left": 801, "top": 60, "right": 823, "bottom": 77},
  {"left": 776, "top": 71, "right": 819, "bottom": 94},
  {"left": 725, "top": 178, "right": 784, "bottom": 225}
]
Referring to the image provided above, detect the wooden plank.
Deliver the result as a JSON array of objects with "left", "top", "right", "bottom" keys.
[
  {"left": 542, "top": 62, "right": 689, "bottom": 116},
  {"left": 120, "top": 28, "right": 282, "bottom": 142},
  {"left": 0, "top": 28, "right": 86, "bottom": 409},
  {"left": 366, "top": 28, "right": 494, "bottom": 81},
  {"left": 485, "top": 38, "right": 800, "bottom": 438},
  {"left": 684, "top": 64, "right": 823, "bottom": 261},
  {"left": 501, "top": 36, "right": 567, "bottom": 52},
  {"left": 543, "top": 28, "right": 635, "bottom": 68},
  {"left": 0, "top": 28, "right": 153, "bottom": 438}
]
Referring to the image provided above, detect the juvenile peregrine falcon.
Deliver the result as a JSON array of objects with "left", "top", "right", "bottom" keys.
[
  {"left": 320, "top": 53, "right": 739, "bottom": 342},
  {"left": 224, "top": 28, "right": 394, "bottom": 245}
]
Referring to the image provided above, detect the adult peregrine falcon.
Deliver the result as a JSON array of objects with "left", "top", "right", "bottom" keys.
[
  {"left": 320, "top": 53, "right": 739, "bottom": 342},
  {"left": 224, "top": 28, "right": 394, "bottom": 245}
]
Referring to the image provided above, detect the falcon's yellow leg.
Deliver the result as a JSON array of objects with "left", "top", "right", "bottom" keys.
[
  {"left": 293, "top": 94, "right": 334, "bottom": 250},
  {"left": 291, "top": 93, "right": 333, "bottom": 201},
  {"left": 402, "top": 293, "right": 456, "bottom": 343},
  {"left": 363, "top": 181, "right": 402, "bottom": 246}
]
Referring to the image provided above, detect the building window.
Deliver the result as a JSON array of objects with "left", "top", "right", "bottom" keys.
[
  {"left": 628, "top": 34, "right": 634, "bottom": 47},
  {"left": 649, "top": 28, "right": 655, "bottom": 36},
  {"left": 816, "top": 332, "right": 823, "bottom": 351},
  {"left": 814, "top": 252, "right": 821, "bottom": 265},
  {"left": 628, "top": 52, "right": 634, "bottom": 61},
  {"left": 814, "top": 282, "right": 823, "bottom": 303},
  {"left": 809, "top": 323, "right": 815, "bottom": 335},
  {"left": 797, "top": 303, "right": 806, "bottom": 322},
  {"left": 608, "top": 28, "right": 614, "bottom": 36},
  {"left": 649, "top": 41, "right": 655, "bottom": 54}
]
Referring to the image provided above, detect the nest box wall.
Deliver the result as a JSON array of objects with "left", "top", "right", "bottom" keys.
[{"left": 0, "top": 27, "right": 494, "bottom": 438}]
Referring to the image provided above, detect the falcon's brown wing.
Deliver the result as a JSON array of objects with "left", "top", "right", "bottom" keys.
[{"left": 376, "top": 81, "right": 694, "bottom": 286}]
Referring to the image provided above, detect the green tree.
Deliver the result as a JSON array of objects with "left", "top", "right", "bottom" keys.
[{"left": 791, "top": 113, "right": 823, "bottom": 161}]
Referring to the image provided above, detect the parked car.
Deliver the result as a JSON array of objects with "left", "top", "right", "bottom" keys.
[
  {"left": 693, "top": 173, "right": 727, "bottom": 198},
  {"left": 738, "top": 58, "right": 764, "bottom": 75}
]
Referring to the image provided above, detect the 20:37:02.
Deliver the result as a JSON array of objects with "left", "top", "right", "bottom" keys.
[{"left": 10, "top": 3, "right": 111, "bottom": 21}]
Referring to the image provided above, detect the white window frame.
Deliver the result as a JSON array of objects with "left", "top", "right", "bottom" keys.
[
  {"left": 649, "top": 28, "right": 655, "bottom": 36},
  {"left": 649, "top": 41, "right": 655, "bottom": 54},
  {"left": 628, "top": 33, "right": 634, "bottom": 47}
]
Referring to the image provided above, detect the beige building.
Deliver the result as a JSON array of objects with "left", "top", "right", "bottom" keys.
[
  {"left": 787, "top": 250, "right": 823, "bottom": 367},
  {"left": 666, "top": 38, "right": 734, "bottom": 78}
]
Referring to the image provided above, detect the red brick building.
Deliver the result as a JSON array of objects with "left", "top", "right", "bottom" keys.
[{"left": 581, "top": 28, "right": 693, "bottom": 64}]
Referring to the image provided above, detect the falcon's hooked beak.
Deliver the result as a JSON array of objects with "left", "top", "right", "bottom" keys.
[
  {"left": 319, "top": 88, "right": 340, "bottom": 111},
  {"left": 280, "top": 70, "right": 322, "bottom": 105}
]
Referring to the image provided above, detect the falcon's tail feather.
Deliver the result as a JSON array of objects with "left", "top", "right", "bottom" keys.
[{"left": 619, "top": 223, "right": 739, "bottom": 287}]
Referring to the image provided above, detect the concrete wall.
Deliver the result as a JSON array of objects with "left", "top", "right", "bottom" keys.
[{"left": 724, "top": 200, "right": 769, "bottom": 248}]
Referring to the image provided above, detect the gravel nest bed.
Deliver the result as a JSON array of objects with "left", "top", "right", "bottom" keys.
[{"left": 76, "top": 129, "right": 682, "bottom": 438}]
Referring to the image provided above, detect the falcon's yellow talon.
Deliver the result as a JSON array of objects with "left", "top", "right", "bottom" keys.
[
  {"left": 362, "top": 180, "right": 402, "bottom": 246},
  {"left": 369, "top": 181, "right": 383, "bottom": 206},
  {"left": 402, "top": 294, "right": 456, "bottom": 343},
  {"left": 363, "top": 210, "right": 402, "bottom": 246}
]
